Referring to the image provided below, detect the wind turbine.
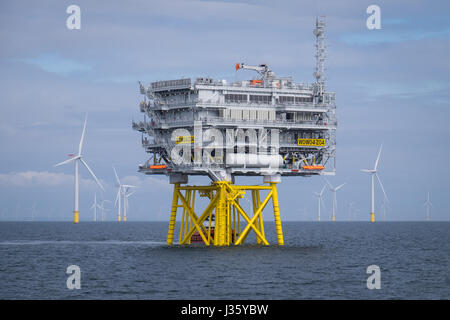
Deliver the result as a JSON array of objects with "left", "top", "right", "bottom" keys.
[
  {"left": 113, "top": 167, "right": 137, "bottom": 222},
  {"left": 96, "top": 199, "right": 110, "bottom": 221},
  {"left": 314, "top": 184, "right": 327, "bottom": 222},
  {"left": 361, "top": 145, "right": 388, "bottom": 222},
  {"left": 90, "top": 193, "right": 98, "bottom": 222},
  {"left": 123, "top": 191, "right": 136, "bottom": 222},
  {"left": 55, "top": 115, "right": 104, "bottom": 223},
  {"left": 347, "top": 202, "right": 355, "bottom": 221},
  {"left": 424, "top": 192, "right": 432, "bottom": 221},
  {"left": 325, "top": 179, "right": 345, "bottom": 222},
  {"left": 113, "top": 168, "right": 123, "bottom": 222}
]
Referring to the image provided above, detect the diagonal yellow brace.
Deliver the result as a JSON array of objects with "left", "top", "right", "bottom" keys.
[
  {"left": 182, "top": 191, "right": 220, "bottom": 244},
  {"left": 176, "top": 189, "right": 210, "bottom": 245},
  {"left": 180, "top": 191, "right": 220, "bottom": 245},
  {"left": 233, "top": 199, "right": 269, "bottom": 245},
  {"left": 233, "top": 190, "right": 272, "bottom": 245}
]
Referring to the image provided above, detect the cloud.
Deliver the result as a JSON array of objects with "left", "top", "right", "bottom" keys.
[
  {"left": 0, "top": 171, "right": 101, "bottom": 188},
  {"left": 17, "top": 53, "right": 92, "bottom": 76},
  {"left": 340, "top": 28, "right": 450, "bottom": 46},
  {"left": 354, "top": 81, "right": 450, "bottom": 100},
  {"left": 122, "top": 175, "right": 170, "bottom": 190}
]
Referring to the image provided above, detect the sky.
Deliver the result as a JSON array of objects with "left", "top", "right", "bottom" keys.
[{"left": 0, "top": 0, "right": 449, "bottom": 221}]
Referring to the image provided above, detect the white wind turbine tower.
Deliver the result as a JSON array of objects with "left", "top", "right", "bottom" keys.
[
  {"left": 113, "top": 167, "right": 137, "bottom": 222},
  {"left": 325, "top": 179, "right": 345, "bottom": 222},
  {"left": 55, "top": 115, "right": 104, "bottom": 223},
  {"left": 361, "top": 145, "right": 388, "bottom": 223},
  {"left": 314, "top": 184, "right": 327, "bottom": 222},
  {"left": 424, "top": 192, "right": 432, "bottom": 221}
]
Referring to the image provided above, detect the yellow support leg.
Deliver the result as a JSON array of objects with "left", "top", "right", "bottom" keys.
[
  {"left": 370, "top": 212, "right": 375, "bottom": 223},
  {"left": 214, "top": 183, "right": 227, "bottom": 246},
  {"left": 271, "top": 183, "right": 284, "bottom": 246},
  {"left": 167, "top": 183, "right": 179, "bottom": 245},
  {"left": 74, "top": 211, "right": 79, "bottom": 224}
]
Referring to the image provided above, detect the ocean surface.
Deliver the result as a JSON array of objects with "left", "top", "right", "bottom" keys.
[{"left": 0, "top": 221, "right": 448, "bottom": 299}]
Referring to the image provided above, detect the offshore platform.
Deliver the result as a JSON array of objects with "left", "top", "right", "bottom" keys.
[{"left": 132, "top": 17, "right": 336, "bottom": 246}]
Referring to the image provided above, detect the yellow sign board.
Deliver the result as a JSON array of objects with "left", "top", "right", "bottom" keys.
[
  {"left": 175, "top": 135, "right": 195, "bottom": 144},
  {"left": 297, "top": 138, "right": 325, "bottom": 147}
]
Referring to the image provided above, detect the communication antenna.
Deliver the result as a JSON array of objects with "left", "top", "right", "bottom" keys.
[{"left": 313, "top": 16, "right": 326, "bottom": 97}]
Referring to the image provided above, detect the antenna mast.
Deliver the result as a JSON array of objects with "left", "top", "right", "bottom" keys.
[{"left": 313, "top": 16, "right": 326, "bottom": 97}]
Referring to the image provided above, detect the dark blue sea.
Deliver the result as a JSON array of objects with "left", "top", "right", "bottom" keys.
[{"left": 0, "top": 221, "right": 448, "bottom": 299}]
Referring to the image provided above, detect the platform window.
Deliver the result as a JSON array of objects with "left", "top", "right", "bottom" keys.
[
  {"left": 225, "top": 94, "right": 247, "bottom": 103},
  {"left": 249, "top": 95, "right": 271, "bottom": 104},
  {"left": 280, "top": 96, "right": 295, "bottom": 104}
]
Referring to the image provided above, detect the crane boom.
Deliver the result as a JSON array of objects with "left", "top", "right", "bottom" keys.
[{"left": 235, "top": 63, "right": 275, "bottom": 80}]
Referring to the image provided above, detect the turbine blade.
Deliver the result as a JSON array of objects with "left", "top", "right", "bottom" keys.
[
  {"left": 114, "top": 188, "right": 120, "bottom": 207},
  {"left": 80, "top": 158, "right": 104, "bottom": 191},
  {"left": 54, "top": 157, "right": 77, "bottom": 167},
  {"left": 335, "top": 183, "right": 346, "bottom": 191},
  {"left": 361, "top": 169, "right": 372, "bottom": 173},
  {"left": 374, "top": 144, "right": 383, "bottom": 170},
  {"left": 324, "top": 178, "right": 333, "bottom": 190},
  {"left": 78, "top": 114, "right": 88, "bottom": 155},
  {"left": 375, "top": 173, "right": 388, "bottom": 201},
  {"left": 113, "top": 167, "right": 121, "bottom": 185},
  {"left": 320, "top": 184, "right": 327, "bottom": 196}
]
